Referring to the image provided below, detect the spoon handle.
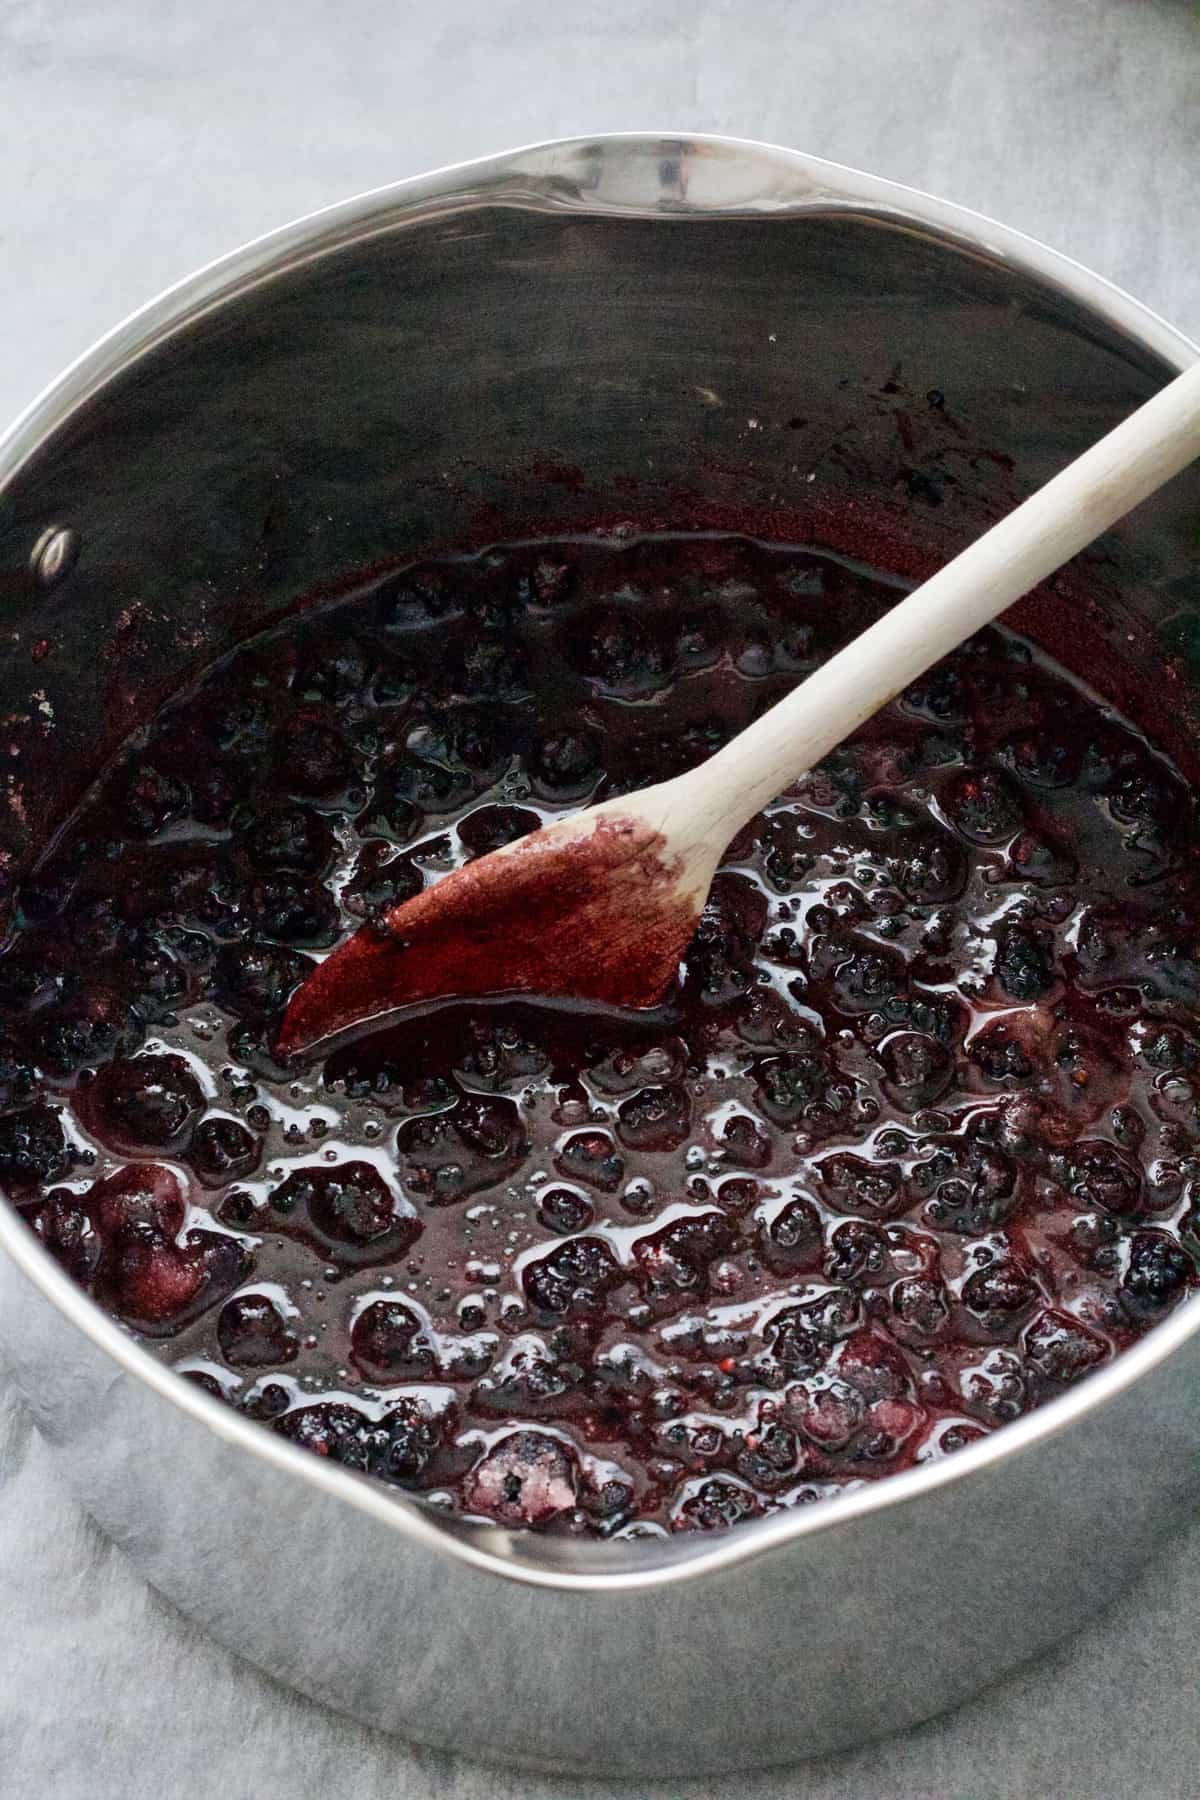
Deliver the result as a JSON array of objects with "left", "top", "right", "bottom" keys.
[{"left": 694, "top": 358, "right": 1200, "bottom": 834}]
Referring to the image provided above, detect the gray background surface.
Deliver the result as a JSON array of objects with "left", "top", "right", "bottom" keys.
[{"left": 1, "top": 2, "right": 1199, "bottom": 1795}]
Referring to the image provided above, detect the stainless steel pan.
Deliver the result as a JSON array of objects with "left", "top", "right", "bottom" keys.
[{"left": 0, "top": 135, "right": 1197, "bottom": 1777}]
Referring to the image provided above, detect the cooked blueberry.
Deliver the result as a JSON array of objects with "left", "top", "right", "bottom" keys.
[
  {"left": 464, "top": 1430, "right": 578, "bottom": 1525},
  {"left": 823, "top": 1220, "right": 888, "bottom": 1284},
  {"left": 820, "top": 1153, "right": 903, "bottom": 1218},
  {"left": 292, "top": 645, "right": 371, "bottom": 704},
  {"left": 897, "top": 833, "right": 967, "bottom": 905},
  {"left": 274, "top": 1402, "right": 375, "bottom": 1470},
  {"left": 82, "top": 1054, "right": 205, "bottom": 1153},
  {"left": 753, "top": 1051, "right": 830, "bottom": 1125},
  {"left": 86, "top": 1161, "right": 187, "bottom": 1241},
  {"left": 273, "top": 713, "right": 353, "bottom": 796},
  {"left": 238, "top": 805, "right": 333, "bottom": 875},
  {"left": 190, "top": 1116, "right": 260, "bottom": 1187},
  {"left": 616, "top": 1084, "right": 691, "bottom": 1151},
  {"left": 272, "top": 1161, "right": 419, "bottom": 1255},
  {"left": 890, "top": 1276, "right": 950, "bottom": 1340},
  {"left": 735, "top": 1423, "right": 799, "bottom": 1490},
  {"left": 993, "top": 921, "right": 1055, "bottom": 1001},
  {"left": 536, "top": 1186, "right": 595, "bottom": 1235},
  {"left": 1024, "top": 1309, "right": 1108, "bottom": 1385},
  {"left": 211, "top": 941, "right": 314, "bottom": 1017},
  {"left": 579, "top": 611, "right": 672, "bottom": 693},
  {"left": 99, "top": 1229, "right": 245, "bottom": 1336},
  {"left": 878, "top": 1032, "right": 954, "bottom": 1109},
  {"left": 1120, "top": 1230, "right": 1193, "bottom": 1317},
  {"left": 471, "top": 1332, "right": 574, "bottom": 1414},
  {"left": 22, "top": 1191, "right": 99, "bottom": 1282},
  {"left": 523, "top": 1236, "right": 622, "bottom": 1317},
  {"left": 456, "top": 805, "right": 540, "bottom": 859},
  {"left": 0, "top": 1105, "right": 68, "bottom": 1190},
  {"left": 788, "top": 1378, "right": 866, "bottom": 1450},
  {"left": 634, "top": 1212, "right": 735, "bottom": 1307},
  {"left": 116, "top": 764, "right": 190, "bottom": 836},
  {"left": 757, "top": 1197, "right": 823, "bottom": 1273},
  {"left": 945, "top": 769, "right": 1023, "bottom": 842},
  {"left": 396, "top": 1096, "right": 528, "bottom": 1203},
  {"left": 1068, "top": 1142, "right": 1144, "bottom": 1217},
  {"left": 218, "top": 1292, "right": 299, "bottom": 1368},
  {"left": 555, "top": 1131, "right": 625, "bottom": 1192},
  {"left": 530, "top": 732, "right": 600, "bottom": 795},
  {"left": 1004, "top": 728, "right": 1081, "bottom": 789},
  {"left": 377, "top": 1399, "right": 447, "bottom": 1486},
  {"left": 189, "top": 766, "right": 238, "bottom": 827},
  {"left": 33, "top": 992, "right": 143, "bottom": 1076},
  {"left": 719, "top": 1112, "right": 772, "bottom": 1168},
  {"left": 377, "top": 754, "right": 474, "bottom": 815},
  {"left": 963, "top": 1258, "right": 1038, "bottom": 1330},
  {"left": 350, "top": 1300, "right": 436, "bottom": 1382},
  {"left": 246, "top": 877, "right": 339, "bottom": 946},
  {"left": 449, "top": 635, "right": 529, "bottom": 700},
  {"left": 672, "top": 1477, "right": 764, "bottom": 1533},
  {"left": 340, "top": 843, "right": 422, "bottom": 920},
  {"left": 128, "top": 942, "right": 188, "bottom": 1020}
]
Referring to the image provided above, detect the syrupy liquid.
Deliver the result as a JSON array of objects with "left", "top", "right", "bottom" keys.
[{"left": 4, "top": 532, "right": 1200, "bottom": 1538}]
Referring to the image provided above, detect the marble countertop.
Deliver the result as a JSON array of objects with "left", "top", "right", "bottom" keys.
[{"left": 2, "top": 3, "right": 1199, "bottom": 1795}]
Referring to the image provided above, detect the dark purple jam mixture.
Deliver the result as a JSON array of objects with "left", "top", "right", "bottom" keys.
[{"left": 5, "top": 532, "right": 1200, "bottom": 1537}]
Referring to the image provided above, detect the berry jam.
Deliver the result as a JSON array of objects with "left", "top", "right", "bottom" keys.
[{"left": 5, "top": 532, "right": 1200, "bottom": 1538}]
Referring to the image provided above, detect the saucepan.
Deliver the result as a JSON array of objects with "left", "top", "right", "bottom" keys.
[{"left": 0, "top": 135, "right": 1198, "bottom": 1776}]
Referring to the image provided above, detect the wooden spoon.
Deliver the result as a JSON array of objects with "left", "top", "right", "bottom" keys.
[{"left": 278, "top": 360, "right": 1200, "bottom": 1057}]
